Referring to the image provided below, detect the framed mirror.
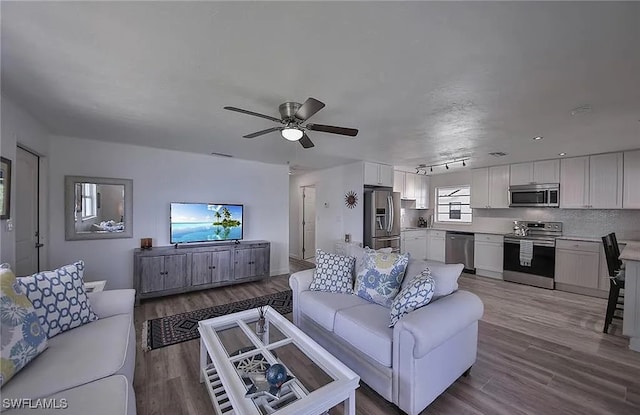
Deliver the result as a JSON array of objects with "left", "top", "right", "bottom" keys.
[{"left": 65, "top": 176, "right": 133, "bottom": 240}]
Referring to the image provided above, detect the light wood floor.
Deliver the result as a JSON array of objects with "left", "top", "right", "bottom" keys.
[{"left": 133, "top": 265, "right": 640, "bottom": 415}]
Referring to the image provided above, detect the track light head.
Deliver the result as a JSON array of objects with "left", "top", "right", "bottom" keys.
[
  {"left": 430, "top": 166, "right": 433, "bottom": 172},
  {"left": 445, "top": 164, "right": 449, "bottom": 170},
  {"left": 462, "top": 160, "right": 466, "bottom": 167}
]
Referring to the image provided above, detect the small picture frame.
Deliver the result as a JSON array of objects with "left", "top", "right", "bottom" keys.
[{"left": 0, "top": 157, "right": 11, "bottom": 220}]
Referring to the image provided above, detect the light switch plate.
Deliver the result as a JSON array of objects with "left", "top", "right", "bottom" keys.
[{"left": 6, "top": 219, "right": 14, "bottom": 231}]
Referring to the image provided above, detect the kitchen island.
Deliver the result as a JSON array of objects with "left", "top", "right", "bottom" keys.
[{"left": 621, "top": 242, "right": 640, "bottom": 352}]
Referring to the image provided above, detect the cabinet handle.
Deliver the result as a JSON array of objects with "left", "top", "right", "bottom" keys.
[{"left": 212, "top": 266, "right": 216, "bottom": 269}]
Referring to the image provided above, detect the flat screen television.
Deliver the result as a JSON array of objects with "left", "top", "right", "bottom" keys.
[{"left": 170, "top": 202, "right": 243, "bottom": 244}]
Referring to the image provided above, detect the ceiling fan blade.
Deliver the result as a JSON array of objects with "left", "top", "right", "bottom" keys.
[
  {"left": 294, "top": 98, "right": 325, "bottom": 121},
  {"left": 299, "top": 133, "right": 315, "bottom": 149},
  {"left": 243, "top": 127, "right": 282, "bottom": 139},
  {"left": 306, "top": 123, "right": 358, "bottom": 137},
  {"left": 224, "top": 106, "right": 282, "bottom": 123}
]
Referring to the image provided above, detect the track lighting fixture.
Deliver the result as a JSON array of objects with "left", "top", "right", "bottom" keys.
[{"left": 415, "top": 158, "right": 469, "bottom": 174}]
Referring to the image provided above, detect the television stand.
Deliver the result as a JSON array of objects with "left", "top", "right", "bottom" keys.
[{"left": 134, "top": 240, "right": 270, "bottom": 304}]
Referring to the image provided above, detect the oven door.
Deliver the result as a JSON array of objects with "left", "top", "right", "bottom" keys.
[{"left": 503, "top": 238, "right": 556, "bottom": 289}]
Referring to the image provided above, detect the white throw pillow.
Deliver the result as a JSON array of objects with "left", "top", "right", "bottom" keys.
[
  {"left": 17, "top": 261, "right": 98, "bottom": 338},
  {"left": 389, "top": 268, "right": 435, "bottom": 327},
  {"left": 401, "top": 260, "right": 462, "bottom": 299},
  {"left": 309, "top": 250, "right": 356, "bottom": 294}
]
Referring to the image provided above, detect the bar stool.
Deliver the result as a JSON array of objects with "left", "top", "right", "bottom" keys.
[{"left": 602, "top": 233, "right": 624, "bottom": 334}]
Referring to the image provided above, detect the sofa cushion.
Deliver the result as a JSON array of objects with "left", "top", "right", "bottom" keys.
[
  {"left": 354, "top": 250, "right": 409, "bottom": 307},
  {"left": 298, "top": 291, "right": 369, "bottom": 331},
  {"left": 0, "top": 313, "right": 133, "bottom": 402},
  {"left": 309, "top": 250, "right": 356, "bottom": 294},
  {"left": 17, "top": 261, "right": 98, "bottom": 338},
  {"left": 389, "top": 269, "right": 435, "bottom": 327},
  {"left": 2, "top": 375, "right": 134, "bottom": 415},
  {"left": 1, "top": 265, "right": 48, "bottom": 386},
  {"left": 401, "top": 260, "right": 462, "bottom": 300},
  {"left": 334, "top": 303, "right": 393, "bottom": 367}
]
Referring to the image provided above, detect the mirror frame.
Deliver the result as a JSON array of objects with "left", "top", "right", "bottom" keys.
[{"left": 64, "top": 175, "right": 133, "bottom": 241}]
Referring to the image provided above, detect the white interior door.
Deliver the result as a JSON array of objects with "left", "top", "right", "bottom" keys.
[
  {"left": 15, "top": 147, "right": 39, "bottom": 276},
  {"left": 302, "top": 186, "right": 316, "bottom": 260}
]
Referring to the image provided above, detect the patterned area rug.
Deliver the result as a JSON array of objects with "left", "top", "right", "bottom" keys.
[{"left": 142, "top": 290, "right": 293, "bottom": 351}]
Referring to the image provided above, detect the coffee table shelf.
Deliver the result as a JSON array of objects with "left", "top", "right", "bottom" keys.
[{"left": 199, "top": 306, "right": 359, "bottom": 415}]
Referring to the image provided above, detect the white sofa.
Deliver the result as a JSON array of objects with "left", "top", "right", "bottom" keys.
[
  {"left": 1, "top": 289, "right": 137, "bottom": 415},
  {"left": 290, "top": 259, "right": 484, "bottom": 415}
]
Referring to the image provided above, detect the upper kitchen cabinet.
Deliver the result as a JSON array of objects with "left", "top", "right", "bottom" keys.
[
  {"left": 510, "top": 160, "right": 560, "bottom": 185},
  {"left": 364, "top": 162, "right": 394, "bottom": 187},
  {"left": 624, "top": 150, "right": 640, "bottom": 208},
  {"left": 393, "top": 170, "right": 405, "bottom": 194},
  {"left": 560, "top": 153, "right": 623, "bottom": 209},
  {"left": 416, "top": 175, "right": 430, "bottom": 209},
  {"left": 404, "top": 173, "right": 417, "bottom": 200},
  {"left": 471, "top": 165, "right": 509, "bottom": 209},
  {"left": 589, "top": 152, "right": 623, "bottom": 209}
]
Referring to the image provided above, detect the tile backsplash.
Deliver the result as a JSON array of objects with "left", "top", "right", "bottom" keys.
[{"left": 475, "top": 208, "right": 640, "bottom": 240}]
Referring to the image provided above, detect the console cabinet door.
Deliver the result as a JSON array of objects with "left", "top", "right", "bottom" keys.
[
  {"left": 211, "top": 250, "right": 232, "bottom": 283},
  {"left": 140, "top": 256, "right": 164, "bottom": 293},
  {"left": 192, "top": 252, "right": 212, "bottom": 286},
  {"left": 164, "top": 254, "right": 187, "bottom": 290},
  {"left": 234, "top": 246, "right": 269, "bottom": 280}
]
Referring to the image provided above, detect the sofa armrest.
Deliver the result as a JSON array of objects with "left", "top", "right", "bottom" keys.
[
  {"left": 393, "top": 290, "right": 483, "bottom": 359},
  {"left": 88, "top": 289, "right": 135, "bottom": 319},
  {"left": 289, "top": 269, "right": 315, "bottom": 296}
]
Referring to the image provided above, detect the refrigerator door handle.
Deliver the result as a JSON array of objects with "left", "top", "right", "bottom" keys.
[{"left": 387, "top": 195, "right": 393, "bottom": 233}]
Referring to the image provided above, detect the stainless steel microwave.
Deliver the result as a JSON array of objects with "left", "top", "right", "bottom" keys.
[{"left": 509, "top": 183, "right": 559, "bottom": 208}]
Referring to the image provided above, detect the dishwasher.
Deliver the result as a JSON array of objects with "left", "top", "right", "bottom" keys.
[{"left": 445, "top": 231, "right": 475, "bottom": 273}]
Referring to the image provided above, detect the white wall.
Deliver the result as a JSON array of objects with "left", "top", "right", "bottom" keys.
[
  {"left": 0, "top": 96, "right": 49, "bottom": 268},
  {"left": 289, "top": 162, "right": 364, "bottom": 257},
  {"left": 48, "top": 135, "right": 289, "bottom": 289}
]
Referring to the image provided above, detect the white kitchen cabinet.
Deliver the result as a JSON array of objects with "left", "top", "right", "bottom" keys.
[
  {"left": 426, "top": 230, "right": 446, "bottom": 262},
  {"left": 471, "top": 166, "right": 509, "bottom": 208},
  {"left": 624, "top": 150, "right": 640, "bottom": 209},
  {"left": 560, "top": 156, "right": 590, "bottom": 208},
  {"left": 534, "top": 159, "right": 560, "bottom": 184},
  {"left": 560, "top": 154, "right": 623, "bottom": 209},
  {"left": 393, "top": 170, "right": 405, "bottom": 194},
  {"left": 589, "top": 152, "right": 623, "bottom": 209},
  {"left": 401, "top": 230, "right": 427, "bottom": 260},
  {"left": 404, "top": 173, "right": 417, "bottom": 200},
  {"left": 364, "top": 162, "right": 394, "bottom": 187},
  {"left": 555, "top": 240, "right": 600, "bottom": 291},
  {"left": 510, "top": 163, "right": 535, "bottom": 186},
  {"left": 415, "top": 175, "right": 430, "bottom": 209},
  {"left": 470, "top": 168, "right": 490, "bottom": 208},
  {"left": 474, "top": 233, "right": 503, "bottom": 279}
]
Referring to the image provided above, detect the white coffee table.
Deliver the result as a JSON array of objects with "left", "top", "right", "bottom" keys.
[{"left": 198, "top": 305, "right": 359, "bottom": 415}]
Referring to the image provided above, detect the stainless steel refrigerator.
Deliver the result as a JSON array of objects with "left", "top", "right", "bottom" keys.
[{"left": 364, "top": 190, "right": 401, "bottom": 252}]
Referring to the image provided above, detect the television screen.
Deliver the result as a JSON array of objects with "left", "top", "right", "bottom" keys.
[{"left": 170, "top": 202, "right": 243, "bottom": 244}]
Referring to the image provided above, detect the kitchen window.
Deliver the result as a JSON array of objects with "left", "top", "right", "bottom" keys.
[{"left": 435, "top": 186, "right": 472, "bottom": 223}]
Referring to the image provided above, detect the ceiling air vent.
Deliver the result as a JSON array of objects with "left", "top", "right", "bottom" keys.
[{"left": 488, "top": 152, "right": 508, "bottom": 157}]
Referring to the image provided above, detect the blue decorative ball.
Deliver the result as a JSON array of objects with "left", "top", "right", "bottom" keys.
[{"left": 265, "top": 363, "right": 287, "bottom": 386}]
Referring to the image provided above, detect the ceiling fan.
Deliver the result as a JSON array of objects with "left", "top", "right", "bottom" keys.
[{"left": 224, "top": 97, "right": 358, "bottom": 149}]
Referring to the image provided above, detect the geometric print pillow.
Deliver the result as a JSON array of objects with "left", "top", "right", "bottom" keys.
[
  {"left": 1, "top": 264, "right": 48, "bottom": 386},
  {"left": 354, "top": 250, "right": 410, "bottom": 308},
  {"left": 389, "top": 268, "right": 435, "bottom": 327},
  {"left": 17, "top": 261, "right": 98, "bottom": 339},
  {"left": 309, "top": 249, "right": 356, "bottom": 294}
]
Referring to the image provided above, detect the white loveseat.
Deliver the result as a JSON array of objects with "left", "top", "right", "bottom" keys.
[
  {"left": 1, "top": 289, "right": 137, "bottom": 415},
  {"left": 290, "top": 258, "right": 484, "bottom": 415}
]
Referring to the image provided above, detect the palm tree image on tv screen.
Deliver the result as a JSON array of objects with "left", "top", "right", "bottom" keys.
[{"left": 170, "top": 203, "right": 243, "bottom": 243}]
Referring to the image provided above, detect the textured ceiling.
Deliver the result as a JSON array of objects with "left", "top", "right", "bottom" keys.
[{"left": 2, "top": 1, "right": 639, "bottom": 173}]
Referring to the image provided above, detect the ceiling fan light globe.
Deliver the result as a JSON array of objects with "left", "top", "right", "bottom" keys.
[{"left": 282, "top": 128, "right": 303, "bottom": 141}]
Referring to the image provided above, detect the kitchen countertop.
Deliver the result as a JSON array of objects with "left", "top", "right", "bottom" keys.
[
  {"left": 401, "top": 226, "right": 506, "bottom": 235},
  {"left": 620, "top": 242, "right": 640, "bottom": 261},
  {"left": 556, "top": 235, "right": 637, "bottom": 245}
]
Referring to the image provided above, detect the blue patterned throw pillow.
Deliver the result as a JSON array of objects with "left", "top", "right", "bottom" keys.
[
  {"left": 18, "top": 261, "right": 98, "bottom": 338},
  {"left": 354, "top": 250, "right": 410, "bottom": 308},
  {"left": 1, "top": 264, "right": 48, "bottom": 386},
  {"left": 389, "top": 268, "right": 435, "bottom": 327},
  {"left": 309, "top": 250, "right": 356, "bottom": 294}
]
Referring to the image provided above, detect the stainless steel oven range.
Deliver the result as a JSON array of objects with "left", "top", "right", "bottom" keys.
[{"left": 503, "top": 221, "right": 563, "bottom": 289}]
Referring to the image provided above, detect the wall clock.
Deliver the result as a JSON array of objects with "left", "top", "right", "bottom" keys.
[{"left": 345, "top": 190, "right": 358, "bottom": 209}]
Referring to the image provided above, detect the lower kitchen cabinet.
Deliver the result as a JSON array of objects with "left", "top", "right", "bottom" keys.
[
  {"left": 134, "top": 240, "right": 270, "bottom": 303},
  {"left": 401, "top": 230, "right": 427, "bottom": 260},
  {"left": 555, "top": 239, "right": 602, "bottom": 297},
  {"left": 426, "top": 230, "right": 446, "bottom": 262},
  {"left": 474, "top": 233, "right": 503, "bottom": 279}
]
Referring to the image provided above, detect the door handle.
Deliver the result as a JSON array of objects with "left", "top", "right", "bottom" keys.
[{"left": 35, "top": 243, "right": 44, "bottom": 248}]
